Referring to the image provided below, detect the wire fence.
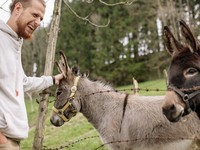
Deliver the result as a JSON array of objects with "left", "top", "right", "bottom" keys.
[{"left": 42, "top": 135, "right": 200, "bottom": 150}]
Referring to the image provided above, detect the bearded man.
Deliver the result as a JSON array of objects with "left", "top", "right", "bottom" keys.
[{"left": 0, "top": 0, "right": 63, "bottom": 149}]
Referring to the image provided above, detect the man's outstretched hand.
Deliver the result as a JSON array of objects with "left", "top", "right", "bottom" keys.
[{"left": 54, "top": 74, "right": 64, "bottom": 85}]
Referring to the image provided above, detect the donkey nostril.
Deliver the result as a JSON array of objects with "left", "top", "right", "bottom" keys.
[
  {"left": 56, "top": 91, "right": 62, "bottom": 96},
  {"left": 169, "top": 104, "right": 175, "bottom": 111},
  {"left": 50, "top": 117, "right": 62, "bottom": 127},
  {"left": 50, "top": 118, "right": 55, "bottom": 125},
  {"left": 162, "top": 104, "right": 175, "bottom": 115}
]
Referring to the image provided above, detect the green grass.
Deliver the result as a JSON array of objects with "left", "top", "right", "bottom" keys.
[
  {"left": 21, "top": 79, "right": 167, "bottom": 150},
  {"left": 117, "top": 78, "right": 167, "bottom": 96}
]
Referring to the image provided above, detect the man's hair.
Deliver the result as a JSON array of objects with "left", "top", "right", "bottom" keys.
[{"left": 9, "top": 0, "right": 46, "bottom": 13}]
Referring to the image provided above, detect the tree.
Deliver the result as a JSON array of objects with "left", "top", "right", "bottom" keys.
[{"left": 32, "top": 0, "right": 62, "bottom": 149}]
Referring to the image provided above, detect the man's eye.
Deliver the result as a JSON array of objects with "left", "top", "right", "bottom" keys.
[{"left": 33, "top": 14, "right": 38, "bottom": 18}]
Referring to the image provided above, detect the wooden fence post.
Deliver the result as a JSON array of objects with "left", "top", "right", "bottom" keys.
[
  {"left": 32, "top": 0, "right": 62, "bottom": 149},
  {"left": 133, "top": 77, "right": 139, "bottom": 95}
]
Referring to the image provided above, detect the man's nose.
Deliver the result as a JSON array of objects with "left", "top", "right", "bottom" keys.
[{"left": 34, "top": 18, "right": 41, "bottom": 27}]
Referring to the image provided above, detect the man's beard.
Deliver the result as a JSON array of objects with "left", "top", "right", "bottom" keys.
[{"left": 16, "top": 18, "right": 33, "bottom": 40}]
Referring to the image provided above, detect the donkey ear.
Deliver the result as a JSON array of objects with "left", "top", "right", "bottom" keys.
[
  {"left": 82, "top": 70, "right": 89, "bottom": 78},
  {"left": 179, "top": 20, "right": 197, "bottom": 53},
  {"left": 163, "top": 26, "right": 183, "bottom": 56},
  {"left": 56, "top": 51, "right": 71, "bottom": 78},
  {"left": 55, "top": 61, "right": 62, "bottom": 74},
  {"left": 71, "top": 65, "right": 80, "bottom": 76},
  {"left": 55, "top": 61, "right": 68, "bottom": 78}
]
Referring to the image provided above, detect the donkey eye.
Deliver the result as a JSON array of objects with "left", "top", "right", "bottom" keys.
[
  {"left": 185, "top": 68, "right": 198, "bottom": 76},
  {"left": 187, "top": 68, "right": 197, "bottom": 74},
  {"left": 56, "top": 91, "right": 62, "bottom": 96}
]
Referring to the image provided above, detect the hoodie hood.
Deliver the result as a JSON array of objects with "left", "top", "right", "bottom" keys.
[{"left": 0, "top": 20, "right": 20, "bottom": 41}]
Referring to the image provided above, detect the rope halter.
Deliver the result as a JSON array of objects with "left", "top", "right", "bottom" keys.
[{"left": 52, "top": 76, "right": 80, "bottom": 122}]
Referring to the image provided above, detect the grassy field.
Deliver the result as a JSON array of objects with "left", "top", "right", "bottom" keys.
[{"left": 21, "top": 79, "right": 167, "bottom": 150}]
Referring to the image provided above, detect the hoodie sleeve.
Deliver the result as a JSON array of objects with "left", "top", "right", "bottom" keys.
[{"left": 23, "top": 73, "right": 53, "bottom": 93}]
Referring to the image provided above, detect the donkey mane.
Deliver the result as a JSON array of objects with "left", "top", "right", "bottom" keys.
[
  {"left": 92, "top": 79, "right": 114, "bottom": 90},
  {"left": 78, "top": 76, "right": 114, "bottom": 95}
]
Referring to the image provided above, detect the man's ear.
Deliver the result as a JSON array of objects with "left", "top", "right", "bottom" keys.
[{"left": 13, "top": 2, "right": 23, "bottom": 15}]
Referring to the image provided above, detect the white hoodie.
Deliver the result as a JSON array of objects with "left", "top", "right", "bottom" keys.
[{"left": 0, "top": 20, "right": 53, "bottom": 139}]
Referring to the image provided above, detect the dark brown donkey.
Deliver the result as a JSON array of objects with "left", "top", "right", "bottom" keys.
[
  {"left": 50, "top": 52, "right": 200, "bottom": 150},
  {"left": 162, "top": 20, "right": 200, "bottom": 122}
]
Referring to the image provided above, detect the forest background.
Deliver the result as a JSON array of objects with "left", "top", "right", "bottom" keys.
[{"left": 22, "top": 0, "right": 200, "bottom": 86}]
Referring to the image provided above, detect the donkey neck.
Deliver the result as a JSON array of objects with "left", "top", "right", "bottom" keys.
[{"left": 76, "top": 77, "right": 126, "bottom": 128}]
